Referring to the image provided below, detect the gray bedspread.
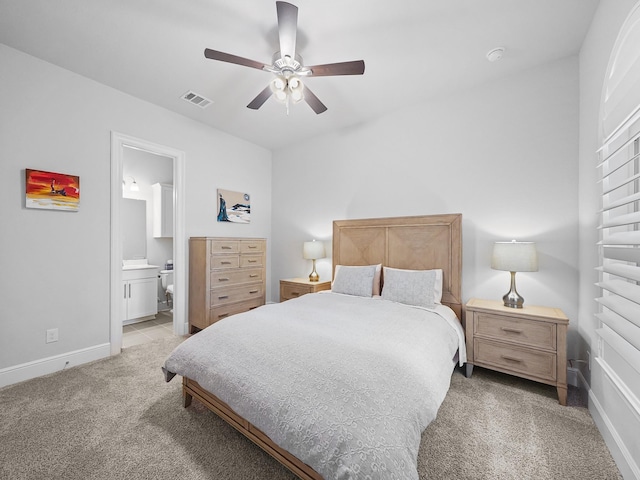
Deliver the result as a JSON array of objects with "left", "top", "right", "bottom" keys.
[{"left": 163, "top": 292, "right": 465, "bottom": 480}]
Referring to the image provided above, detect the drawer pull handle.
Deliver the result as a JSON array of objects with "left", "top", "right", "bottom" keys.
[
  {"left": 221, "top": 246, "right": 232, "bottom": 250},
  {"left": 220, "top": 261, "right": 232, "bottom": 265},
  {"left": 249, "top": 274, "right": 258, "bottom": 278},
  {"left": 249, "top": 290, "right": 259, "bottom": 294},
  {"left": 218, "top": 295, "right": 229, "bottom": 300},
  {"left": 501, "top": 355, "right": 523, "bottom": 363},
  {"left": 218, "top": 277, "right": 229, "bottom": 282},
  {"left": 248, "top": 245, "right": 257, "bottom": 249},
  {"left": 291, "top": 292, "right": 300, "bottom": 296},
  {"left": 501, "top": 327, "right": 523, "bottom": 334},
  {"left": 218, "top": 313, "right": 229, "bottom": 318},
  {"left": 248, "top": 260, "right": 257, "bottom": 263}
]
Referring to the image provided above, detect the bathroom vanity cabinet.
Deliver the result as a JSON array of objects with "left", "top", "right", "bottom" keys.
[{"left": 122, "top": 267, "right": 158, "bottom": 323}]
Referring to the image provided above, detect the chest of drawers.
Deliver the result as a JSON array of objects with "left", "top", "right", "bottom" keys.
[
  {"left": 188, "top": 237, "right": 266, "bottom": 333},
  {"left": 464, "top": 298, "right": 569, "bottom": 405}
]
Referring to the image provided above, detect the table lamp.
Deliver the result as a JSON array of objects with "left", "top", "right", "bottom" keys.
[
  {"left": 491, "top": 240, "right": 538, "bottom": 308},
  {"left": 303, "top": 240, "right": 325, "bottom": 282}
]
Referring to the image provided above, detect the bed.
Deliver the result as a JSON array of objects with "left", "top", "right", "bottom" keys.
[{"left": 163, "top": 214, "right": 464, "bottom": 480}]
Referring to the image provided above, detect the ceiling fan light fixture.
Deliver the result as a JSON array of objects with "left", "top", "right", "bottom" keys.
[
  {"left": 288, "top": 76, "right": 302, "bottom": 90},
  {"left": 274, "top": 90, "right": 288, "bottom": 103},
  {"left": 270, "top": 76, "right": 287, "bottom": 92},
  {"left": 290, "top": 89, "right": 304, "bottom": 104}
]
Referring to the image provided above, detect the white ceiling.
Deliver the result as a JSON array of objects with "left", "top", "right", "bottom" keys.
[{"left": 0, "top": 0, "right": 599, "bottom": 150}]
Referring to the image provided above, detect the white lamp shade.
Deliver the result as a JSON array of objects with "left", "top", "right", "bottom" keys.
[
  {"left": 491, "top": 241, "right": 538, "bottom": 272},
  {"left": 303, "top": 240, "right": 326, "bottom": 260}
]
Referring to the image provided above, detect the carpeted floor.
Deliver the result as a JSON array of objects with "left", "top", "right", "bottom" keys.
[{"left": 0, "top": 336, "right": 622, "bottom": 480}]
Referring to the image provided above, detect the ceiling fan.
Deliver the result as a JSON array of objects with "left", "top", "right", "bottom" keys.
[{"left": 204, "top": 1, "right": 365, "bottom": 114}]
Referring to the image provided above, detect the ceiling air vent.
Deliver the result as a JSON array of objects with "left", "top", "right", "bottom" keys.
[{"left": 181, "top": 91, "right": 212, "bottom": 108}]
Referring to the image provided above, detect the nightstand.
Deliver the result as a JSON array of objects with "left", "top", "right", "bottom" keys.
[
  {"left": 280, "top": 278, "right": 331, "bottom": 302},
  {"left": 464, "top": 298, "right": 569, "bottom": 405}
]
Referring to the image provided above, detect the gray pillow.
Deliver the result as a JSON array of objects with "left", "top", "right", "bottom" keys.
[
  {"left": 381, "top": 267, "right": 439, "bottom": 308},
  {"left": 331, "top": 265, "right": 376, "bottom": 297}
]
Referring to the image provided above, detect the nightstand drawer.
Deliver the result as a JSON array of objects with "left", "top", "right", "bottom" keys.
[
  {"left": 281, "top": 283, "right": 312, "bottom": 301},
  {"left": 475, "top": 313, "right": 556, "bottom": 350},
  {"left": 474, "top": 338, "right": 557, "bottom": 381},
  {"left": 210, "top": 268, "right": 263, "bottom": 287},
  {"left": 280, "top": 279, "right": 331, "bottom": 302}
]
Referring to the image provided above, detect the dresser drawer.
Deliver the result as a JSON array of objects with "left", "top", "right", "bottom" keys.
[
  {"left": 209, "top": 297, "right": 263, "bottom": 325},
  {"left": 281, "top": 283, "right": 312, "bottom": 301},
  {"left": 239, "top": 240, "right": 265, "bottom": 254},
  {"left": 210, "top": 284, "right": 263, "bottom": 306},
  {"left": 474, "top": 338, "right": 557, "bottom": 382},
  {"left": 210, "top": 268, "right": 263, "bottom": 287},
  {"left": 211, "top": 240, "right": 239, "bottom": 253},
  {"left": 475, "top": 312, "right": 556, "bottom": 350},
  {"left": 240, "top": 254, "right": 263, "bottom": 268},
  {"left": 211, "top": 255, "right": 240, "bottom": 269}
]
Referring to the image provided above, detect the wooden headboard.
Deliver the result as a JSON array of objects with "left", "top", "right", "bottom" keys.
[{"left": 332, "top": 214, "right": 462, "bottom": 318}]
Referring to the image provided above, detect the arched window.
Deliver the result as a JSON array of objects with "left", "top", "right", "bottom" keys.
[{"left": 596, "top": 1, "right": 640, "bottom": 389}]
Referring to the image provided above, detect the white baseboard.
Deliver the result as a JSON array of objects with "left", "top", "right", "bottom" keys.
[
  {"left": 589, "top": 359, "right": 640, "bottom": 480},
  {"left": 590, "top": 391, "right": 640, "bottom": 480},
  {"left": 0, "top": 343, "right": 111, "bottom": 389}
]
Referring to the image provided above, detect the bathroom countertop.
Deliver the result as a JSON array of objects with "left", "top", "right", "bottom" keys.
[{"left": 122, "top": 264, "right": 160, "bottom": 271}]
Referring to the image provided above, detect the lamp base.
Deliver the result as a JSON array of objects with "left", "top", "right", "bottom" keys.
[
  {"left": 308, "top": 259, "right": 319, "bottom": 282},
  {"left": 502, "top": 271, "right": 524, "bottom": 308},
  {"left": 502, "top": 291, "right": 524, "bottom": 308}
]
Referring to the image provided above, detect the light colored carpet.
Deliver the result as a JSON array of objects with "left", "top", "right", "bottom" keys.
[{"left": 0, "top": 336, "right": 621, "bottom": 480}]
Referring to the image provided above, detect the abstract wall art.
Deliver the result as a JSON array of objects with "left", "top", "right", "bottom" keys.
[
  {"left": 25, "top": 169, "right": 80, "bottom": 211},
  {"left": 217, "top": 188, "right": 250, "bottom": 223}
]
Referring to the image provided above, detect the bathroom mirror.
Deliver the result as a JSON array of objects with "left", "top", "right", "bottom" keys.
[{"left": 122, "top": 198, "right": 147, "bottom": 260}]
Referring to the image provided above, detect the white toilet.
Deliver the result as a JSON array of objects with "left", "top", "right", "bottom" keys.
[{"left": 159, "top": 269, "right": 174, "bottom": 308}]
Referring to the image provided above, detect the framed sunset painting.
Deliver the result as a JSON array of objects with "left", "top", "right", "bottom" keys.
[{"left": 25, "top": 169, "right": 80, "bottom": 211}]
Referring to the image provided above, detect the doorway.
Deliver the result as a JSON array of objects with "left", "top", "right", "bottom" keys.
[
  {"left": 110, "top": 132, "right": 186, "bottom": 355},
  {"left": 122, "top": 146, "right": 173, "bottom": 347}
]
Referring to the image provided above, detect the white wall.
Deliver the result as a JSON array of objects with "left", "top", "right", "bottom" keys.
[
  {"left": 272, "top": 57, "right": 580, "bottom": 355},
  {"left": 579, "top": 1, "right": 640, "bottom": 478},
  {"left": 0, "top": 44, "right": 271, "bottom": 381}
]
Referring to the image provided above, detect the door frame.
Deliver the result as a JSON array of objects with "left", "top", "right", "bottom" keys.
[{"left": 110, "top": 132, "right": 187, "bottom": 354}]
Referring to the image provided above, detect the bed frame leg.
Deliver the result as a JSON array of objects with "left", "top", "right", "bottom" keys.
[
  {"left": 465, "top": 363, "right": 473, "bottom": 378},
  {"left": 183, "top": 390, "right": 193, "bottom": 408}
]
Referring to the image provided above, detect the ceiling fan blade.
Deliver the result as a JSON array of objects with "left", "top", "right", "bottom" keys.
[
  {"left": 307, "top": 60, "right": 365, "bottom": 77},
  {"left": 276, "top": 1, "right": 298, "bottom": 59},
  {"left": 247, "top": 85, "right": 273, "bottom": 110},
  {"left": 204, "top": 48, "right": 268, "bottom": 71},
  {"left": 303, "top": 86, "right": 327, "bottom": 114}
]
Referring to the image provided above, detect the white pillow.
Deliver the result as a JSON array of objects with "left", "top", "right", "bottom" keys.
[
  {"left": 381, "top": 267, "right": 443, "bottom": 308},
  {"left": 332, "top": 265, "right": 377, "bottom": 297}
]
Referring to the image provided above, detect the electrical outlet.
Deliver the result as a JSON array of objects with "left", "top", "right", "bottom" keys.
[{"left": 46, "top": 328, "right": 59, "bottom": 344}]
